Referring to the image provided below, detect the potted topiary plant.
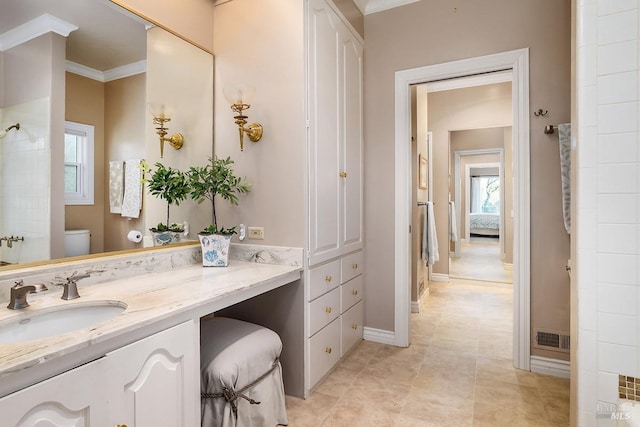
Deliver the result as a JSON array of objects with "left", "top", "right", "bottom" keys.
[
  {"left": 144, "top": 161, "right": 190, "bottom": 246},
  {"left": 188, "top": 156, "right": 250, "bottom": 266}
]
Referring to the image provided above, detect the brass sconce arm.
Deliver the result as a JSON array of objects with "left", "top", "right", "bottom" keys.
[
  {"left": 231, "top": 103, "right": 263, "bottom": 151},
  {"left": 152, "top": 116, "right": 184, "bottom": 158}
]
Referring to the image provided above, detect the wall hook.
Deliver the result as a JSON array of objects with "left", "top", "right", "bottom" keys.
[{"left": 533, "top": 109, "right": 548, "bottom": 117}]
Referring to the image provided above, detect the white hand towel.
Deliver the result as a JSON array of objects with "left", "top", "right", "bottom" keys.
[
  {"left": 121, "top": 159, "right": 143, "bottom": 218},
  {"left": 449, "top": 201, "right": 458, "bottom": 242},
  {"left": 109, "top": 160, "right": 124, "bottom": 214},
  {"left": 422, "top": 201, "right": 439, "bottom": 266}
]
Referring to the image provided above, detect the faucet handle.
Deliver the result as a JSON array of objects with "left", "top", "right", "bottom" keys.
[{"left": 57, "top": 274, "right": 89, "bottom": 300}]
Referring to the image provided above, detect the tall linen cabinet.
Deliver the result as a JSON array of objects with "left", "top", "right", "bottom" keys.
[{"left": 306, "top": 0, "right": 364, "bottom": 392}]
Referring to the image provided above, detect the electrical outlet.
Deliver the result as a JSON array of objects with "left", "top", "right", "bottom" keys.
[{"left": 247, "top": 227, "right": 264, "bottom": 240}]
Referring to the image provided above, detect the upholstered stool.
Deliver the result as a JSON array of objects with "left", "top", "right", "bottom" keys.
[{"left": 200, "top": 317, "right": 288, "bottom": 427}]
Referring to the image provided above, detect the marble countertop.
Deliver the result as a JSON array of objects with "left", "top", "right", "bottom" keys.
[{"left": 0, "top": 260, "right": 301, "bottom": 395}]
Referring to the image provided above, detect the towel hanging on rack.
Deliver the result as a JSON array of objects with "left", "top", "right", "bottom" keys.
[
  {"left": 448, "top": 201, "right": 458, "bottom": 242},
  {"left": 558, "top": 123, "right": 571, "bottom": 234},
  {"left": 422, "top": 201, "right": 439, "bottom": 266}
]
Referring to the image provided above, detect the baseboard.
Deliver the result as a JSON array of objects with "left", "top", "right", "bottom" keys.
[
  {"left": 530, "top": 355, "right": 570, "bottom": 378},
  {"left": 363, "top": 327, "right": 395, "bottom": 345},
  {"left": 431, "top": 273, "right": 449, "bottom": 282},
  {"left": 411, "top": 301, "right": 420, "bottom": 313}
]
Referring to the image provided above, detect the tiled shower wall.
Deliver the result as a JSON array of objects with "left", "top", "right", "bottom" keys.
[
  {"left": 0, "top": 97, "right": 51, "bottom": 264},
  {"left": 576, "top": 0, "right": 640, "bottom": 424}
]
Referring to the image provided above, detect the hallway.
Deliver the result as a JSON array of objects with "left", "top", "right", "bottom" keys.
[
  {"left": 285, "top": 280, "right": 569, "bottom": 426},
  {"left": 449, "top": 237, "right": 513, "bottom": 284}
]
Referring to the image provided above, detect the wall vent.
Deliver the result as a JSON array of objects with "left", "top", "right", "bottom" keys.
[{"left": 534, "top": 329, "right": 570, "bottom": 353}]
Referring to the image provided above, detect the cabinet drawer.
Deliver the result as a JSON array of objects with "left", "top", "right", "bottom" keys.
[
  {"left": 341, "top": 251, "right": 363, "bottom": 283},
  {"left": 341, "top": 275, "right": 363, "bottom": 313},
  {"left": 309, "top": 318, "right": 341, "bottom": 388},
  {"left": 341, "top": 300, "right": 364, "bottom": 357},
  {"left": 309, "top": 260, "right": 340, "bottom": 301},
  {"left": 309, "top": 287, "right": 340, "bottom": 337}
]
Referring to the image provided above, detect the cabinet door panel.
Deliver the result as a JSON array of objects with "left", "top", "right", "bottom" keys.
[
  {"left": 341, "top": 275, "right": 363, "bottom": 313},
  {"left": 106, "top": 321, "right": 199, "bottom": 427},
  {"left": 309, "top": 318, "right": 341, "bottom": 388},
  {"left": 341, "top": 300, "right": 364, "bottom": 357},
  {"left": 309, "top": 260, "right": 340, "bottom": 301},
  {"left": 308, "top": 0, "right": 341, "bottom": 265},
  {"left": 341, "top": 32, "right": 364, "bottom": 253},
  {"left": 0, "top": 358, "right": 107, "bottom": 427},
  {"left": 309, "top": 286, "right": 341, "bottom": 337}
]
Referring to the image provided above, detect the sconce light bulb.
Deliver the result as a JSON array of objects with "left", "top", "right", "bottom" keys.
[{"left": 223, "top": 84, "right": 255, "bottom": 105}]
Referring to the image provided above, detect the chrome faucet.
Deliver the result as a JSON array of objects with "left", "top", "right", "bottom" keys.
[
  {"left": 7, "top": 280, "right": 48, "bottom": 309},
  {"left": 58, "top": 273, "right": 90, "bottom": 300}
]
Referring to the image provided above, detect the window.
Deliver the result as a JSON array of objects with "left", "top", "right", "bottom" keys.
[
  {"left": 64, "top": 121, "right": 94, "bottom": 205},
  {"left": 470, "top": 176, "right": 500, "bottom": 213}
]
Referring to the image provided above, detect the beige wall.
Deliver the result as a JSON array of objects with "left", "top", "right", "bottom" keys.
[
  {"left": 213, "top": 0, "right": 306, "bottom": 246},
  {"left": 364, "top": 0, "right": 572, "bottom": 356},
  {"left": 103, "top": 74, "right": 146, "bottom": 252},
  {"left": 332, "top": 0, "right": 364, "bottom": 37},
  {"left": 112, "top": 0, "right": 214, "bottom": 53},
  {"left": 65, "top": 73, "right": 106, "bottom": 254}
]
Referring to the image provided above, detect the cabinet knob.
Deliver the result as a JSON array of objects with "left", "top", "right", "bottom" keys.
[
  {"left": 325, "top": 275, "right": 332, "bottom": 282},
  {"left": 116, "top": 425, "right": 128, "bottom": 427},
  {"left": 339, "top": 172, "right": 348, "bottom": 178},
  {"left": 352, "top": 324, "right": 358, "bottom": 330},
  {"left": 325, "top": 307, "right": 332, "bottom": 314},
  {"left": 352, "top": 289, "right": 358, "bottom": 296},
  {"left": 325, "top": 347, "right": 332, "bottom": 354},
  {"left": 352, "top": 263, "right": 358, "bottom": 269}
]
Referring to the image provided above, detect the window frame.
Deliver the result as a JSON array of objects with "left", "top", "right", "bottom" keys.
[{"left": 64, "top": 121, "right": 94, "bottom": 206}]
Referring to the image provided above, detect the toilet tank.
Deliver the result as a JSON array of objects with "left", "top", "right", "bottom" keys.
[{"left": 64, "top": 229, "right": 90, "bottom": 257}]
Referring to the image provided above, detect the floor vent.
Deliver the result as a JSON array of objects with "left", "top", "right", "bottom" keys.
[{"left": 534, "top": 329, "right": 570, "bottom": 353}]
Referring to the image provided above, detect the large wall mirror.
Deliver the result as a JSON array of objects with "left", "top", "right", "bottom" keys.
[{"left": 0, "top": 0, "right": 213, "bottom": 269}]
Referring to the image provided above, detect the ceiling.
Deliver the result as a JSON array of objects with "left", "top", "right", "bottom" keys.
[{"left": 0, "top": 0, "right": 147, "bottom": 72}]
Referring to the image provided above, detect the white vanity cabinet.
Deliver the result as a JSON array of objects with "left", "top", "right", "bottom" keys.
[
  {"left": 0, "top": 321, "right": 199, "bottom": 427},
  {"left": 105, "top": 320, "right": 199, "bottom": 427},
  {"left": 0, "top": 356, "right": 107, "bottom": 426}
]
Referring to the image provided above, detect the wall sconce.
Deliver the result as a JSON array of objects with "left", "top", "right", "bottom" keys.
[
  {"left": 148, "top": 103, "right": 184, "bottom": 158},
  {"left": 223, "top": 84, "right": 263, "bottom": 151}
]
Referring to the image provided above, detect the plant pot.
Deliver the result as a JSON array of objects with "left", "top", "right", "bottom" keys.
[
  {"left": 199, "top": 233, "right": 232, "bottom": 267},
  {"left": 151, "top": 231, "right": 182, "bottom": 246}
]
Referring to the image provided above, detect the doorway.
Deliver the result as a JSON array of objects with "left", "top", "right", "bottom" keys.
[{"left": 394, "top": 48, "right": 531, "bottom": 370}]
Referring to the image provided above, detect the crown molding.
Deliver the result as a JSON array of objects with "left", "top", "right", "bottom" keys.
[
  {"left": 0, "top": 14, "right": 78, "bottom": 51},
  {"left": 354, "top": 0, "right": 420, "bottom": 15},
  {"left": 66, "top": 60, "right": 147, "bottom": 83}
]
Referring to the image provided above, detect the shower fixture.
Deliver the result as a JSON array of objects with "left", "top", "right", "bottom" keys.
[{"left": 0, "top": 123, "right": 20, "bottom": 138}]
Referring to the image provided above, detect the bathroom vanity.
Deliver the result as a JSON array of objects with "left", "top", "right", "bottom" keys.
[{"left": 0, "top": 246, "right": 302, "bottom": 426}]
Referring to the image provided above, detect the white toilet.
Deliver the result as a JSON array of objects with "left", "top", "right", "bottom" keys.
[{"left": 64, "top": 230, "right": 90, "bottom": 257}]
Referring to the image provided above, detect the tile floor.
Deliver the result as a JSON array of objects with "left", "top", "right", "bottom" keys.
[
  {"left": 285, "top": 280, "right": 570, "bottom": 426},
  {"left": 449, "top": 237, "right": 513, "bottom": 284}
]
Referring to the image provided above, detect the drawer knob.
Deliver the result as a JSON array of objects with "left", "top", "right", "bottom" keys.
[
  {"left": 325, "top": 347, "right": 332, "bottom": 354},
  {"left": 325, "top": 275, "right": 332, "bottom": 282},
  {"left": 352, "top": 263, "right": 358, "bottom": 269},
  {"left": 116, "top": 425, "right": 128, "bottom": 427},
  {"left": 352, "top": 324, "right": 358, "bottom": 330},
  {"left": 352, "top": 289, "right": 358, "bottom": 296},
  {"left": 340, "top": 172, "right": 348, "bottom": 178},
  {"left": 325, "top": 307, "right": 332, "bottom": 314}
]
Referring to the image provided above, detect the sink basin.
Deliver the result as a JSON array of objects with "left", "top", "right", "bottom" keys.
[{"left": 0, "top": 301, "right": 127, "bottom": 345}]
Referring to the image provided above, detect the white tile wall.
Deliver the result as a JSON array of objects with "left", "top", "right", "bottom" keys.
[
  {"left": 0, "top": 98, "right": 51, "bottom": 264},
  {"left": 577, "top": 0, "right": 640, "bottom": 423}
]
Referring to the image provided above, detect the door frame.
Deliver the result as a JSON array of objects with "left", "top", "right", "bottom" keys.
[{"left": 393, "top": 48, "right": 530, "bottom": 370}]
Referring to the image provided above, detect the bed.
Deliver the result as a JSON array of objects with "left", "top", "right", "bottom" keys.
[{"left": 469, "top": 213, "right": 500, "bottom": 236}]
